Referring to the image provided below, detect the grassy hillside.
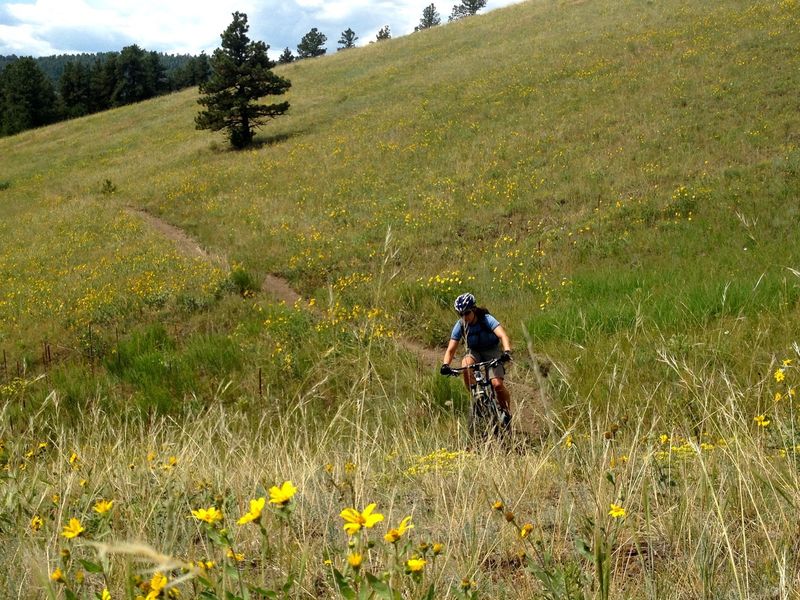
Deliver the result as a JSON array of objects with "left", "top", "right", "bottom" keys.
[{"left": 1, "top": 0, "right": 800, "bottom": 597}]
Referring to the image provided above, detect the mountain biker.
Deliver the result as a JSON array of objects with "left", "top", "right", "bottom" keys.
[{"left": 440, "top": 293, "right": 513, "bottom": 418}]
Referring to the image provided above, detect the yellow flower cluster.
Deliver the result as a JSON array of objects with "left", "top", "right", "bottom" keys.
[{"left": 403, "top": 448, "right": 472, "bottom": 477}]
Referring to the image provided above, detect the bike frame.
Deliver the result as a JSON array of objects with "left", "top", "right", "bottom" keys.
[{"left": 448, "top": 358, "right": 510, "bottom": 438}]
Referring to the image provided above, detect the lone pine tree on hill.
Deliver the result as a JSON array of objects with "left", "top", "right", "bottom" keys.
[
  {"left": 338, "top": 28, "right": 358, "bottom": 50},
  {"left": 196, "top": 12, "right": 290, "bottom": 149},
  {"left": 450, "top": 0, "right": 487, "bottom": 20},
  {"left": 278, "top": 47, "right": 295, "bottom": 63},
  {"left": 415, "top": 4, "right": 441, "bottom": 30},
  {"left": 297, "top": 28, "right": 327, "bottom": 58}
]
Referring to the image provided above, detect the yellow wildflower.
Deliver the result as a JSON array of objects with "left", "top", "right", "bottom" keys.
[
  {"left": 50, "top": 567, "right": 65, "bottom": 583},
  {"left": 102, "top": 589, "right": 112, "bottom": 600},
  {"left": 30, "top": 515, "right": 43, "bottom": 531},
  {"left": 268, "top": 481, "right": 298, "bottom": 506},
  {"left": 237, "top": 496, "right": 266, "bottom": 525},
  {"left": 146, "top": 572, "right": 167, "bottom": 599},
  {"left": 93, "top": 499, "right": 114, "bottom": 514},
  {"left": 61, "top": 518, "right": 84, "bottom": 539},
  {"left": 432, "top": 543, "right": 444, "bottom": 555},
  {"left": 491, "top": 500, "right": 504, "bottom": 511},
  {"left": 340, "top": 503, "right": 384, "bottom": 536},
  {"left": 608, "top": 504, "right": 626, "bottom": 519},
  {"left": 347, "top": 553, "right": 363, "bottom": 570},
  {"left": 775, "top": 369, "right": 785, "bottom": 383},
  {"left": 384, "top": 516, "right": 413, "bottom": 543},
  {"left": 191, "top": 507, "right": 223, "bottom": 524},
  {"left": 406, "top": 557, "right": 426, "bottom": 573},
  {"left": 226, "top": 548, "right": 245, "bottom": 562},
  {"left": 520, "top": 523, "right": 534, "bottom": 538},
  {"left": 783, "top": 359, "right": 793, "bottom": 366},
  {"left": 754, "top": 414, "right": 770, "bottom": 428}
]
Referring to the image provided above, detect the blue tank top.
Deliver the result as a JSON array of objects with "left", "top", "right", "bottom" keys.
[{"left": 450, "top": 314, "right": 500, "bottom": 351}]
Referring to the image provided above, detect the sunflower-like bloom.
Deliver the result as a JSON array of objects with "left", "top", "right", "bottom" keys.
[
  {"left": 347, "top": 553, "right": 363, "bottom": 569},
  {"left": 340, "top": 503, "right": 384, "bottom": 536},
  {"left": 406, "top": 557, "right": 426, "bottom": 573},
  {"left": 608, "top": 503, "right": 626, "bottom": 519},
  {"left": 268, "top": 481, "right": 298, "bottom": 506},
  {"left": 191, "top": 507, "right": 223, "bottom": 524},
  {"left": 146, "top": 572, "right": 167, "bottom": 600},
  {"left": 61, "top": 518, "right": 84, "bottom": 539},
  {"left": 384, "top": 515, "right": 413, "bottom": 543},
  {"left": 520, "top": 523, "right": 534, "bottom": 538},
  {"left": 237, "top": 497, "right": 266, "bottom": 525},
  {"left": 93, "top": 499, "right": 114, "bottom": 514}
]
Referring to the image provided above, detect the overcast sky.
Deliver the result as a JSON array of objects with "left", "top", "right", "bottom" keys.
[{"left": 0, "top": 0, "right": 525, "bottom": 58}]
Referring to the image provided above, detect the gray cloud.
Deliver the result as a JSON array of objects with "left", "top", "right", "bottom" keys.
[{"left": 42, "top": 26, "right": 136, "bottom": 54}]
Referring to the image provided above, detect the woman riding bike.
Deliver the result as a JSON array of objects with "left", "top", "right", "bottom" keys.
[{"left": 440, "top": 293, "right": 513, "bottom": 420}]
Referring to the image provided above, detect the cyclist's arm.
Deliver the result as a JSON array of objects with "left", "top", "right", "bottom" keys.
[
  {"left": 493, "top": 325, "right": 512, "bottom": 353},
  {"left": 442, "top": 338, "right": 459, "bottom": 365}
]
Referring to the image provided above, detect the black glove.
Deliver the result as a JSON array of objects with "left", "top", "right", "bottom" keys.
[
  {"left": 440, "top": 363, "right": 453, "bottom": 376},
  {"left": 500, "top": 350, "right": 512, "bottom": 363}
]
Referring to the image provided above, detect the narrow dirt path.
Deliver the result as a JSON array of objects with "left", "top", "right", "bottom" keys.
[
  {"left": 126, "top": 207, "right": 228, "bottom": 266},
  {"left": 261, "top": 274, "right": 302, "bottom": 305},
  {"left": 131, "top": 206, "right": 550, "bottom": 436}
]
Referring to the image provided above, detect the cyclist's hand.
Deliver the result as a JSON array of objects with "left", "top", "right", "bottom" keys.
[
  {"left": 500, "top": 350, "right": 512, "bottom": 363},
  {"left": 440, "top": 363, "right": 454, "bottom": 376}
]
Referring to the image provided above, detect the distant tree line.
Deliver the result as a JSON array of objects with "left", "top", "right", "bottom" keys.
[{"left": 0, "top": 46, "right": 211, "bottom": 136}]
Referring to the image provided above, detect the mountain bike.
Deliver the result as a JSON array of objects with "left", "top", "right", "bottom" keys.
[{"left": 445, "top": 358, "right": 511, "bottom": 439}]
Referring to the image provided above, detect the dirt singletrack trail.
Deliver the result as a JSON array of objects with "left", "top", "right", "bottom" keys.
[
  {"left": 132, "top": 207, "right": 549, "bottom": 436},
  {"left": 126, "top": 207, "right": 228, "bottom": 266}
]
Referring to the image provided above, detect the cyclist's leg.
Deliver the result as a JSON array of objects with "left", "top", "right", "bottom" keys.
[
  {"left": 461, "top": 352, "right": 477, "bottom": 389},
  {"left": 491, "top": 377, "right": 511, "bottom": 414}
]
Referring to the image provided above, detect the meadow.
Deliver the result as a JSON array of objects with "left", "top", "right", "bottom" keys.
[{"left": 1, "top": 0, "right": 800, "bottom": 597}]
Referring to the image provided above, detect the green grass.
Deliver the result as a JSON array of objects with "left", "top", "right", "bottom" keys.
[{"left": 1, "top": 0, "right": 800, "bottom": 597}]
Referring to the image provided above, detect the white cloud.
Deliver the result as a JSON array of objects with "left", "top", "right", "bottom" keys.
[{"left": 0, "top": 0, "right": 525, "bottom": 56}]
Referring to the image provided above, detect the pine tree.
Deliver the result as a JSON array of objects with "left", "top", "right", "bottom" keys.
[
  {"left": 375, "top": 26, "right": 391, "bottom": 41},
  {"left": 59, "top": 61, "right": 92, "bottom": 118},
  {"left": 193, "top": 52, "right": 212, "bottom": 84},
  {"left": 337, "top": 28, "right": 358, "bottom": 51},
  {"left": 89, "top": 56, "right": 117, "bottom": 112},
  {"left": 196, "top": 12, "right": 291, "bottom": 149},
  {"left": 278, "top": 47, "right": 295, "bottom": 64},
  {"left": 0, "top": 57, "right": 58, "bottom": 135},
  {"left": 415, "top": 4, "right": 441, "bottom": 30},
  {"left": 297, "top": 28, "right": 327, "bottom": 58},
  {"left": 449, "top": 0, "right": 487, "bottom": 21},
  {"left": 112, "top": 45, "right": 151, "bottom": 105}
]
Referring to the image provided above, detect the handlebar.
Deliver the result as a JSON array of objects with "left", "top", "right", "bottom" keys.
[{"left": 446, "top": 357, "right": 502, "bottom": 375}]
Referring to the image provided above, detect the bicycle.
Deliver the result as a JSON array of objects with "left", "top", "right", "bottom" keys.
[{"left": 444, "top": 357, "right": 512, "bottom": 439}]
